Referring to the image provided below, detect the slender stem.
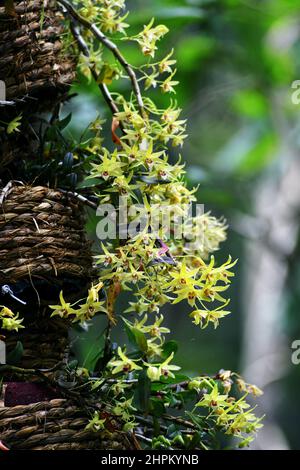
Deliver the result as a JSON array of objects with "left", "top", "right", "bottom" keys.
[
  {"left": 162, "top": 414, "right": 197, "bottom": 430},
  {"left": 58, "top": 0, "right": 145, "bottom": 116}
]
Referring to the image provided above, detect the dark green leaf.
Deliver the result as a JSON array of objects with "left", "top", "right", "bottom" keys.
[
  {"left": 160, "top": 373, "right": 190, "bottom": 385},
  {"left": 6, "top": 341, "right": 23, "bottom": 365},
  {"left": 57, "top": 113, "right": 72, "bottom": 130}
]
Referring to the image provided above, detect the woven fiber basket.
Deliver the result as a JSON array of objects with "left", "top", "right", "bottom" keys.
[
  {"left": 4, "top": 317, "right": 69, "bottom": 370},
  {"left": 0, "top": 0, "right": 76, "bottom": 103},
  {"left": 0, "top": 184, "right": 94, "bottom": 285},
  {"left": 0, "top": 398, "right": 135, "bottom": 450}
]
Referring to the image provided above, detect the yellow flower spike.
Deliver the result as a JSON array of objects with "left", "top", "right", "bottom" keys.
[
  {"left": 160, "top": 69, "right": 179, "bottom": 94},
  {"left": 60, "top": 0, "right": 263, "bottom": 447}
]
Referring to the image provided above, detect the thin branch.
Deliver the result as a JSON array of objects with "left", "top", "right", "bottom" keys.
[
  {"left": 58, "top": 0, "right": 145, "bottom": 116},
  {"left": 135, "top": 433, "right": 157, "bottom": 445},
  {"left": 0, "top": 180, "right": 24, "bottom": 205},
  {"left": 100, "top": 83, "right": 120, "bottom": 117},
  {"left": 0, "top": 364, "right": 80, "bottom": 399},
  {"left": 59, "top": 188, "right": 98, "bottom": 209}
]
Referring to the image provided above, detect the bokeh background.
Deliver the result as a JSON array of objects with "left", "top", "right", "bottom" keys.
[{"left": 65, "top": 0, "right": 300, "bottom": 450}]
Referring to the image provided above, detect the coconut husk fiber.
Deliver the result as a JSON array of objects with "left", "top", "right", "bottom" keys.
[
  {"left": 0, "top": 184, "right": 95, "bottom": 285},
  {"left": 0, "top": 0, "right": 77, "bottom": 103},
  {"left": 0, "top": 398, "right": 135, "bottom": 450}
]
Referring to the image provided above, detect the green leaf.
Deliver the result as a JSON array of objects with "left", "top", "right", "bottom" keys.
[
  {"left": 40, "top": 0, "right": 45, "bottom": 31},
  {"left": 149, "top": 397, "right": 165, "bottom": 417},
  {"left": 151, "top": 382, "right": 168, "bottom": 392},
  {"left": 171, "top": 434, "right": 185, "bottom": 447}
]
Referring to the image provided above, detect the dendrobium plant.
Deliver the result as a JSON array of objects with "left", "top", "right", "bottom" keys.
[{"left": 0, "top": 0, "right": 264, "bottom": 450}]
